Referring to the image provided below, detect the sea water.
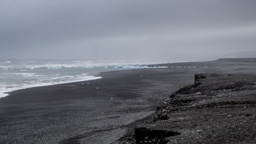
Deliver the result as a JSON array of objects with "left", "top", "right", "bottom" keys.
[{"left": 0, "top": 59, "right": 167, "bottom": 98}]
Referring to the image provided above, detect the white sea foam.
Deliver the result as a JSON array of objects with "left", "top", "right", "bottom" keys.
[
  {"left": 0, "top": 60, "right": 167, "bottom": 70},
  {"left": 0, "top": 75, "right": 101, "bottom": 99},
  {"left": 11, "top": 73, "right": 36, "bottom": 77},
  {"left": 114, "top": 65, "right": 168, "bottom": 69},
  {"left": 50, "top": 75, "right": 74, "bottom": 80}
]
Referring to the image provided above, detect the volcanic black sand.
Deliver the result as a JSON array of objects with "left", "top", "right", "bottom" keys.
[{"left": 1, "top": 58, "right": 256, "bottom": 144}]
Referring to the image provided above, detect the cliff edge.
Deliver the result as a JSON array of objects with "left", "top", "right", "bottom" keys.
[{"left": 125, "top": 73, "right": 256, "bottom": 144}]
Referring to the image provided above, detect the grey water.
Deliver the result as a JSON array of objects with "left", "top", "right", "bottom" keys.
[{"left": 0, "top": 59, "right": 167, "bottom": 98}]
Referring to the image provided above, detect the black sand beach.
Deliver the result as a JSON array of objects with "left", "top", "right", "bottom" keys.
[{"left": 1, "top": 59, "right": 256, "bottom": 144}]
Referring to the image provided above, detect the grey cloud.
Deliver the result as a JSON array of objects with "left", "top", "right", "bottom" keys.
[{"left": 1, "top": 0, "right": 256, "bottom": 61}]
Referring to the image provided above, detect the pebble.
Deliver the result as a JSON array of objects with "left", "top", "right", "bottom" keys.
[{"left": 195, "top": 92, "right": 201, "bottom": 95}]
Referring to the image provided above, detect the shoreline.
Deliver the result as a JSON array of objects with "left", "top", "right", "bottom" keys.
[
  {"left": 1, "top": 75, "right": 102, "bottom": 99},
  {"left": 1, "top": 66, "right": 191, "bottom": 144},
  {"left": 0, "top": 65, "right": 169, "bottom": 99}
]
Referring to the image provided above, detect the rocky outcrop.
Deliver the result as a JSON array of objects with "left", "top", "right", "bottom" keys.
[{"left": 125, "top": 73, "right": 256, "bottom": 144}]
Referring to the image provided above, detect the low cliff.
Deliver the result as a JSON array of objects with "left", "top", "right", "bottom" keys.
[{"left": 125, "top": 73, "right": 256, "bottom": 144}]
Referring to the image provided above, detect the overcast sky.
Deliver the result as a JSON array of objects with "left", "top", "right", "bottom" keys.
[{"left": 0, "top": 0, "right": 256, "bottom": 62}]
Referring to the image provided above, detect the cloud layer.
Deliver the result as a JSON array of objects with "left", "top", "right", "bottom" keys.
[{"left": 1, "top": 0, "right": 256, "bottom": 62}]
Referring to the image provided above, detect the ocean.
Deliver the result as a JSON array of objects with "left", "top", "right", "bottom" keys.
[{"left": 0, "top": 59, "right": 167, "bottom": 98}]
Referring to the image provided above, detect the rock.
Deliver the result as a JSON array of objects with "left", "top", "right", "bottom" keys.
[
  {"left": 158, "top": 113, "right": 168, "bottom": 120},
  {"left": 134, "top": 127, "right": 180, "bottom": 144},
  {"left": 195, "top": 74, "right": 207, "bottom": 85},
  {"left": 195, "top": 92, "right": 201, "bottom": 95}
]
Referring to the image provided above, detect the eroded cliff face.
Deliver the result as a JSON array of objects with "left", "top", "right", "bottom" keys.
[{"left": 125, "top": 74, "right": 256, "bottom": 144}]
